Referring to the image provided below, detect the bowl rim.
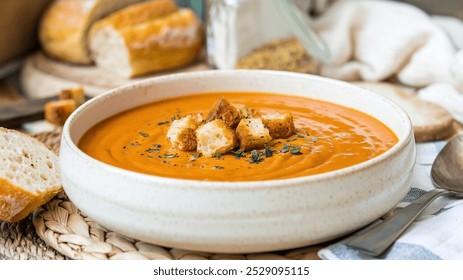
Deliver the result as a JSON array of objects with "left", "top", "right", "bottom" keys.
[{"left": 61, "top": 69, "right": 414, "bottom": 189}]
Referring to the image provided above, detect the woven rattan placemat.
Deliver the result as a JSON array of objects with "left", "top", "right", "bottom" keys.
[{"left": 1, "top": 128, "right": 321, "bottom": 260}]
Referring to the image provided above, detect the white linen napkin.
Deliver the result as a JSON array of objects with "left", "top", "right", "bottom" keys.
[
  {"left": 319, "top": 139, "right": 463, "bottom": 260},
  {"left": 313, "top": 0, "right": 463, "bottom": 122}
]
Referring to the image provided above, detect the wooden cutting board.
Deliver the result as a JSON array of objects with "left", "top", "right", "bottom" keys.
[
  {"left": 354, "top": 82, "right": 458, "bottom": 142},
  {"left": 21, "top": 52, "right": 211, "bottom": 98}
]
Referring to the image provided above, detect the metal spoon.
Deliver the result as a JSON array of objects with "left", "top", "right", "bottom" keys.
[{"left": 346, "top": 132, "right": 463, "bottom": 257}]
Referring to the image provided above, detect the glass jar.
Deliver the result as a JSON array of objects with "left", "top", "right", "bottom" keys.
[{"left": 205, "top": 0, "right": 331, "bottom": 70}]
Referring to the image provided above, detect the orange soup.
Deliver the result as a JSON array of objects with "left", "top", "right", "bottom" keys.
[{"left": 79, "top": 92, "right": 398, "bottom": 181}]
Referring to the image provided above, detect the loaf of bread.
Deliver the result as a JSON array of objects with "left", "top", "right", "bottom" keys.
[
  {"left": 39, "top": 0, "right": 145, "bottom": 64},
  {"left": 0, "top": 128, "right": 62, "bottom": 222},
  {"left": 89, "top": 0, "right": 203, "bottom": 77}
]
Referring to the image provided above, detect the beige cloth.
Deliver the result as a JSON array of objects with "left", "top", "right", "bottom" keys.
[{"left": 314, "top": 0, "right": 463, "bottom": 122}]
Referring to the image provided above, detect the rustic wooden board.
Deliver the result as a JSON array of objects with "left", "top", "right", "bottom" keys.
[{"left": 21, "top": 52, "right": 211, "bottom": 98}]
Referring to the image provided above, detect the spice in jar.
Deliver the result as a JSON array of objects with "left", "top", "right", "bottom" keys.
[{"left": 235, "top": 37, "right": 320, "bottom": 74}]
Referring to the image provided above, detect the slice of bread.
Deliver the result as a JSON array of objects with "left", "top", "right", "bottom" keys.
[
  {"left": 89, "top": 0, "right": 203, "bottom": 77},
  {"left": 39, "top": 0, "right": 144, "bottom": 64},
  {"left": 0, "top": 128, "right": 62, "bottom": 222}
]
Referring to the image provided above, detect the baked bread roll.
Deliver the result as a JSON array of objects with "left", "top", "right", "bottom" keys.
[
  {"left": 89, "top": 0, "right": 203, "bottom": 77},
  {"left": 0, "top": 128, "right": 62, "bottom": 222},
  {"left": 39, "top": 0, "right": 145, "bottom": 64}
]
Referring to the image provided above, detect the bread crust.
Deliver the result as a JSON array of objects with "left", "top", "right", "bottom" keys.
[
  {"left": 39, "top": 0, "right": 143, "bottom": 64},
  {"left": 89, "top": 1, "right": 203, "bottom": 77},
  {"left": 205, "top": 97, "right": 242, "bottom": 128},
  {"left": 0, "top": 178, "right": 61, "bottom": 222},
  {"left": 90, "top": 0, "right": 178, "bottom": 30}
]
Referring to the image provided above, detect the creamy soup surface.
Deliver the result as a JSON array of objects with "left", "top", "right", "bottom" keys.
[{"left": 79, "top": 92, "right": 398, "bottom": 181}]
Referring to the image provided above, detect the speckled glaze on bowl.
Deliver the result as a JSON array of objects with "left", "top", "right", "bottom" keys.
[{"left": 60, "top": 70, "right": 415, "bottom": 253}]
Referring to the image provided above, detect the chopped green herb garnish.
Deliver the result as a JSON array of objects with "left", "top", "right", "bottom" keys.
[
  {"left": 189, "top": 153, "right": 202, "bottom": 162},
  {"left": 312, "top": 137, "right": 319, "bottom": 143},
  {"left": 232, "top": 149, "right": 246, "bottom": 159},
  {"left": 280, "top": 144, "right": 290, "bottom": 153},
  {"left": 213, "top": 166, "right": 224, "bottom": 170},
  {"left": 157, "top": 120, "right": 170, "bottom": 125},
  {"left": 139, "top": 131, "right": 149, "bottom": 138},
  {"left": 164, "top": 153, "right": 178, "bottom": 159},
  {"left": 264, "top": 144, "right": 273, "bottom": 158},
  {"left": 297, "top": 134, "right": 305, "bottom": 138},
  {"left": 264, "top": 148, "right": 273, "bottom": 157},
  {"left": 152, "top": 144, "right": 162, "bottom": 149},
  {"left": 290, "top": 146, "right": 302, "bottom": 155},
  {"left": 216, "top": 153, "right": 222, "bottom": 160},
  {"left": 129, "top": 142, "right": 141, "bottom": 147},
  {"left": 249, "top": 150, "right": 264, "bottom": 164},
  {"left": 145, "top": 148, "right": 160, "bottom": 153}
]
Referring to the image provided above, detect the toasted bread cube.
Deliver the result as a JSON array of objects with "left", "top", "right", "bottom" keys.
[
  {"left": 44, "top": 99, "right": 77, "bottom": 126},
  {"left": 236, "top": 118, "right": 272, "bottom": 151},
  {"left": 59, "top": 87, "right": 85, "bottom": 107},
  {"left": 261, "top": 112, "right": 295, "bottom": 139},
  {"left": 234, "top": 104, "right": 250, "bottom": 119},
  {"left": 196, "top": 119, "right": 237, "bottom": 157},
  {"left": 167, "top": 115, "right": 198, "bottom": 151},
  {"left": 193, "top": 113, "right": 205, "bottom": 126},
  {"left": 205, "top": 97, "right": 242, "bottom": 128}
]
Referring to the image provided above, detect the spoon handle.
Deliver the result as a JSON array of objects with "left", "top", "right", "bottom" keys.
[{"left": 346, "top": 188, "right": 448, "bottom": 257}]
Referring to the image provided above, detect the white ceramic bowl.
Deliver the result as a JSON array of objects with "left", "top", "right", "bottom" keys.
[{"left": 60, "top": 70, "right": 415, "bottom": 253}]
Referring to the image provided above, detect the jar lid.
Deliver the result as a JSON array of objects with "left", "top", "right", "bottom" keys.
[{"left": 272, "top": 0, "right": 331, "bottom": 64}]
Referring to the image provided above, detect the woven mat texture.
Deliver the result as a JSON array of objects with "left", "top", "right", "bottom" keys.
[{"left": 0, "top": 128, "right": 321, "bottom": 260}]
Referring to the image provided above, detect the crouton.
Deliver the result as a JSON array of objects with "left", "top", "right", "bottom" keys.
[
  {"left": 234, "top": 104, "right": 250, "bottom": 119},
  {"left": 167, "top": 115, "right": 198, "bottom": 151},
  {"left": 261, "top": 112, "right": 295, "bottom": 139},
  {"left": 196, "top": 119, "right": 237, "bottom": 157},
  {"left": 193, "top": 113, "right": 205, "bottom": 126},
  {"left": 205, "top": 97, "right": 242, "bottom": 128},
  {"left": 44, "top": 99, "right": 77, "bottom": 126},
  {"left": 59, "top": 87, "right": 85, "bottom": 107},
  {"left": 236, "top": 118, "right": 272, "bottom": 151}
]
